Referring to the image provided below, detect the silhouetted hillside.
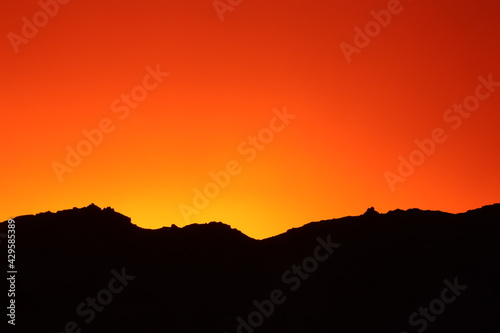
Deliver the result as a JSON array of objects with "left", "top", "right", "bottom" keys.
[{"left": 1, "top": 204, "right": 499, "bottom": 332}]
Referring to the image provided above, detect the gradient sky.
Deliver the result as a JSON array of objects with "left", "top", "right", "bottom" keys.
[{"left": 1, "top": 0, "right": 499, "bottom": 239}]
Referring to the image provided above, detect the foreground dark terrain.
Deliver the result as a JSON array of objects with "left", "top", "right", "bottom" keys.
[{"left": 1, "top": 204, "right": 499, "bottom": 332}]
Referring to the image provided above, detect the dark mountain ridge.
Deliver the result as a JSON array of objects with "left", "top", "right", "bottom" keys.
[{"left": 1, "top": 204, "right": 499, "bottom": 332}]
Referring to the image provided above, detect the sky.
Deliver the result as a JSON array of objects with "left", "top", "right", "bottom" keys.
[{"left": 1, "top": 0, "right": 499, "bottom": 239}]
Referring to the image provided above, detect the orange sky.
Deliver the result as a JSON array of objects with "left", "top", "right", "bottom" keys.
[{"left": 1, "top": 0, "right": 499, "bottom": 239}]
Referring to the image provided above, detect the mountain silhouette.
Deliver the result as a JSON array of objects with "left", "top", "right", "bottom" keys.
[{"left": 1, "top": 204, "right": 500, "bottom": 332}]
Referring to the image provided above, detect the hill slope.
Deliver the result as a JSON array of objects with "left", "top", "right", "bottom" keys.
[{"left": 1, "top": 204, "right": 499, "bottom": 332}]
